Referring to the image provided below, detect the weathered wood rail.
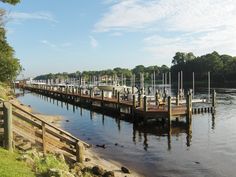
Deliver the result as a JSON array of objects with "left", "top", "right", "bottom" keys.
[
  {"left": 22, "top": 84, "right": 216, "bottom": 124},
  {"left": 0, "top": 101, "right": 89, "bottom": 163}
]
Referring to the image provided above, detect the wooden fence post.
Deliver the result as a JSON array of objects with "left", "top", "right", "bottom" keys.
[
  {"left": 3, "top": 102, "right": 13, "bottom": 152},
  {"left": 76, "top": 141, "right": 84, "bottom": 163},
  {"left": 42, "top": 122, "right": 46, "bottom": 154}
]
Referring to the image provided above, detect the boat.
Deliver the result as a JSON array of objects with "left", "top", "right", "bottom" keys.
[{"left": 97, "top": 84, "right": 138, "bottom": 93}]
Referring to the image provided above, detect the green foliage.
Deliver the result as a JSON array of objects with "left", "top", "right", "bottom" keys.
[
  {"left": 0, "top": 5, "right": 21, "bottom": 84},
  {"left": 171, "top": 51, "right": 236, "bottom": 83},
  {"left": 0, "top": 148, "right": 35, "bottom": 177},
  {"left": 0, "top": 0, "right": 20, "bottom": 5},
  {"left": 0, "top": 27, "right": 22, "bottom": 83},
  {"left": 0, "top": 82, "right": 9, "bottom": 100},
  {"left": 34, "top": 154, "right": 69, "bottom": 176},
  {"left": 34, "top": 64, "right": 170, "bottom": 85}
]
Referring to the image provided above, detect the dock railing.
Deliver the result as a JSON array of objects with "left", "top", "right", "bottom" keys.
[{"left": 0, "top": 100, "right": 89, "bottom": 163}]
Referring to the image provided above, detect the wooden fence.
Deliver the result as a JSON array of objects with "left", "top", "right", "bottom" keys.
[{"left": 0, "top": 101, "right": 89, "bottom": 163}]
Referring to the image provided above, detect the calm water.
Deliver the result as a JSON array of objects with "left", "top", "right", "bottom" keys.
[{"left": 16, "top": 88, "right": 236, "bottom": 177}]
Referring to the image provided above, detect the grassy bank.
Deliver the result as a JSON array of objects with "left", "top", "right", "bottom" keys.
[
  {"left": 0, "top": 82, "right": 10, "bottom": 101},
  {"left": 0, "top": 148, "right": 35, "bottom": 177}
]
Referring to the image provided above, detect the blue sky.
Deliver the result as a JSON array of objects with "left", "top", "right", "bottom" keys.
[{"left": 1, "top": 0, "right": 236, "bottom": 77}]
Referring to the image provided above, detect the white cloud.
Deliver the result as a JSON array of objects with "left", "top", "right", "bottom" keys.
[
  {"left": 40, "top": 40, "right": 57, "bottom": 48},
  {"left": 89, "top": 36, "right": 98, "bottom": 48},
  {"left": 40, "top": 40, "right": 73, "bottom": 49},
  {"left": 8, "top": 11, "right": 57, "bottom": 23},
  {"left": 95, "top": 0, "right": 236, "bottom": 60},
  {"left": 95, "top": 0, "right": 236, "bottom": 33}
]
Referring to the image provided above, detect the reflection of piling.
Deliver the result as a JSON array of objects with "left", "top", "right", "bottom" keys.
[{"left": 186, "top": 123, "right": 192, "bottom": 147}]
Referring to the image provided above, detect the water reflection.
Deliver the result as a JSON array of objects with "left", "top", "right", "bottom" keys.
[{"left": 132, "top": 119, "right": 196, "bottom": 151}]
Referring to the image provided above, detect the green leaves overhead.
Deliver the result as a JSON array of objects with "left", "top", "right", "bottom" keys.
[{"left": 0, "top": 0, "right": 20, "bottom": 5}]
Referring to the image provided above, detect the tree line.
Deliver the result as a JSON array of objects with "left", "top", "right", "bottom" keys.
[
  {"left": 171, "top": 51, "right": 236, "bottom": 85},
  {"left": 0, "top": 0, "right": 22, "bottom": 84},
  {"left": 34, "top": 65, "right": 170, "bottom": 84}
]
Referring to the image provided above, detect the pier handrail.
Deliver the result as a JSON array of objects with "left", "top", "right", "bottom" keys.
[{"left": 10, "top": 101, "right": 90, "bottom": 148}]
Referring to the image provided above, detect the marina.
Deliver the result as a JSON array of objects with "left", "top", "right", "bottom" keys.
[{"left": 21, "top": 80, "right": 216, "bottom": 126}]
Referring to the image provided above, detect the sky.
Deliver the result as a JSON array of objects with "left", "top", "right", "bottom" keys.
[{"left": 1, "top": 0, "right": 236, "bottom": 78}]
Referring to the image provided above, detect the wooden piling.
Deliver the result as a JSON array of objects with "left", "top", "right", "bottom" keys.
[
  {"left": 117, "top": 92, "right": 120, "bottom": 112},
  {"left": 132, "top": 86, "right": 135, "bottom": 94},
  {"left": 3, "top": 102, "right": 13, "bottom": 151},
  {"left": 76, "top": 141, "right": 84, "bottom": 163},
  {"left": 102, "top": 90, "right": 104, "bottom": 100},
  {"left": 186, "top": 93, "right": 192, "bottom": 124},
  {"left": 167, "top": 96, "right": 172, "bottom": 127},
  {"left": 112, "top": 87, "right": 115, "bottom": 97},
  {"left": 89, "top": 89, "right": 92, "bottom": 98},
  {"left": 212, "top": 90, "right": 216, "bottom": 109},
  {"left": 138, "top": 93, "right": 142, "bottom": 108},
  {"left": 155, "top": 91, "right": 159, "bottom": 106},
  {"left": 143, "top": 96, "right": 147, "bottom": 112},
  {"left": 176, "top": 92, "right": 179, "bottom": 106},
  {"left": 132, "top": 95, "right": 136, "bottom": 116}
]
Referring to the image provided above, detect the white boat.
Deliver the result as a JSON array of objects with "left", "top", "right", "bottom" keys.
[{"left": 97, "top": 85, "right": 138, "bottom": 93}]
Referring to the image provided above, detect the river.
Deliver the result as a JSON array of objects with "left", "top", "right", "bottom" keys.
[{"left": 16, "top": 88, "right": 236, "bottom": 177}]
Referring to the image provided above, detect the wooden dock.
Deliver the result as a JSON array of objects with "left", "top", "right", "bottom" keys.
[{"left": 22, "top": 84, "right": 216, "bottom": 124}]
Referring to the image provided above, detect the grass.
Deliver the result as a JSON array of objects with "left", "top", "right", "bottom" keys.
[
  {"left": 0, "top": 82, "right": 9, "bottom": 101},
  {"left": 0, "top": 148, "right": 36, "bottom": 177},
  {"left": 34, "top": 154, "right": 69, "bottom": 176}
]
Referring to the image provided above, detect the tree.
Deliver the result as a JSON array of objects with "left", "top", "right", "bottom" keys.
[
  {"left": 0, "top": 0, "right": 20, "bottom": 5},
  {"left": 172, "top": 52, "right": 196, "bottom": 65},
  {"left": 0, "top": 0, "right": 21, "bottom": 83}
]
